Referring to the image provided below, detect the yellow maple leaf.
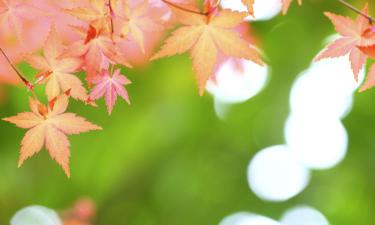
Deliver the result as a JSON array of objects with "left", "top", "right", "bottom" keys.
[{"left": 152, "top": 9, "right": 264, "bottom": 95}]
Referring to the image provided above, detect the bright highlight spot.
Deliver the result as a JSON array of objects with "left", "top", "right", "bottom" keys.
[
  {"left": 281, "top": 206, "right": 330, "bottom": 225},
  {"left": 221, "top": 0, "right": 282, "bottom": 21},
  {"left": 11, "top": 206, "right": 62, "bottom": 225},
  {"left": 247, "top": 145, "right": 310, "bottom": 202},
  {"left": 290, "top": 56, "right": 364, "bottom": 119},
  {"left": 206, "top": 58, "right": 268, "bottom": 104},
  {"left": 284, "top": 115, "right": 348, "bottom": 170},
  {"left": 220, "top": 212, "right": 281, "bottom": 225}
]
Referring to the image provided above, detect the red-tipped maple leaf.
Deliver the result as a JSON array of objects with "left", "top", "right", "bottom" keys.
[
  {"left": 358, "top": 27, "right": 375, "bottom": 57},
  {"left": 359, "top": 45, "right": 375, "bottom": 59},
  {"left": 358, "top": 40, "right": 375, "bottom": 91},
  {"left": 64, "top": 25, "right": 131, "bottom": 81},
  {"left": 152, "top": 8, "right": 263, "bottom": 95},
  {"left": 88, "top": 68, "right": 131, "bottom": 114},
  {"left": 26, "top": 27, "right": 87, "bottom": 101},
  {"left": 3, "top": 94, "right": 102, "bottom": 177},
  {"left": 315, "top": 5, "right": 375, "bottom": 81}
]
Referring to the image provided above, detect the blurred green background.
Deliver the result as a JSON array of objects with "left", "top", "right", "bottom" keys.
[{"left": 1, "top": 0, "right": 375, "bottom": 224}]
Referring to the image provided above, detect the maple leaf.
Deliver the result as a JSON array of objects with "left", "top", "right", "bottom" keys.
[
  {"left": 151, "top": 9, "right": 263, "bottom": 95},
  {"left": 358, "top": 41, "right": 375, "bottom": 92},
  {"left": 315, "top": 5, "right": 374, "bottom": 81},
  {"left": 358, "top": 27, "right": 375, "bottom": 57},
  {"left": 359, "top": 63, "right": 375, "bottom": 92},
  {"left": 26, "top": 27, "right": 87, "bottom": 101},
  {"left": 282, "top": 0, "right": 302, "bottom": 15},
  {"left": 150, "top": 0, "right": 195, "bottom": 20},
  {"left": 65, "top": 0, "right": 113, "bottom": 33},
  {"left": 64, "top": 25, "right": 131, "bottom": 81},
  {"left": 359, "top": 44, "right": 375, "bottom": 59},
  {"left": 0, "top": 0, "right": 46, "bottom": 40},
  {"left": 241, "top": 0, "right": 254, "bottom": 16},
  {"left": 3, "top": 94, "right": 102, "bottom": 177},
  {"left": 88, "top": 68, "right": 131, "bottom": 114},
  {"left": 113, "top": 0, "right": 164, "bottom": 53}
]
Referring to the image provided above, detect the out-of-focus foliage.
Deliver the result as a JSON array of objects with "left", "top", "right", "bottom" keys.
[{"left": 1, "top": 0, "right": 375, "bottom": 225}]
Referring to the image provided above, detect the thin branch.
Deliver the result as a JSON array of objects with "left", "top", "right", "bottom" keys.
[
  {"left": 107, "top": 0, "right": 114, "bottom": 35},
  {"left": 161, "top": 0, "right": 206, "bottom": 15},
  {"left": 0, "top": 47, "right": 34, "bottom": 91},
  {"left": 161, "top": 0, "right": 221, "bottom": 16},
  {"left": 337, "top": 0, "right": 375, "bottom": 23}
]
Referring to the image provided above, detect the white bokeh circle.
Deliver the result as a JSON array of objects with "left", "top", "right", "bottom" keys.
[
  {"left": 281, "top": 206, "right": 330, "bottom": 225},
  {"left": 220, "top": 0, "right": 282, "bottom": 21},
  {"left": 11, "top": 205, "right": 62, "bottom": 225},
  {"left": 247, "top": 145, "right": 310, "bottom": 202},
  {"left": 206, "top": 58, "right": 268, "bottom": 104},
  {"left": 289, "top": 55, "right": 364, "bottom": 120},
  {"left": 220, "top": 212, "right": 281, "bottom": 225},
  {"left": 284, "top": 115, "right": 348, "bottom": 170}
]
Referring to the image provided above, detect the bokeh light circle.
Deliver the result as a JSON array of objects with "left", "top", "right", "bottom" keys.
[
  {"left": 290, "top": 75, "right": 353, "bottom": 119},
  {"left": 281, "top": 206, "right": 330, "bottom": 225},
  {"left": 284, "top": 115, "right": 348, "bottom": 170},
  {"left": 206, "top": 58, "right": 268, "bottom": 104},
  {"left": 289, "top": 56, "right": 364, "bottom": 119},
  {"left": 220, "top": 212, "right": 281, "bottom": 225},
  {"left": 10, "top": 205, "right": 62, "bottom": 225},
  {"left": 247, "top": 145, "right": 310, "bottom": 202}
]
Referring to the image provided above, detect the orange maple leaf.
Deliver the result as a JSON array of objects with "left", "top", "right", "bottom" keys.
[
  {"left": 358, "top": 27, "right": 375, "bottom": 58},
  {"left": 3, "top": 94, "right": 102, "bottom": 177},
  {"left": 152, "top": 9, "right": 263, "bottom": 95},
  {"left": 359, "top": 44, "right": 375, "bottom": 59},
  {"left": 315, "top": 5, "right": 375, "bottom": 81},
  {"left": 26, "top": 27, "right": 87, "bottom": 101},
  {"left": 358, "top": 42, "right": 375, "bottom": 91}
]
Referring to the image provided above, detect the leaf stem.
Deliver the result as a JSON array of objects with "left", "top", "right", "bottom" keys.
[
  {"left": 0, "top": 47, "right": 34, "bottom": 91},
  {"left": 109, "top": 63, "right": 115, "bottom": 75},
  {"left": 337, "top": 0, "right": 375, "bottom": 23},
  {"left": 161, "top": 0, "right": 221, "bottom": 16}
]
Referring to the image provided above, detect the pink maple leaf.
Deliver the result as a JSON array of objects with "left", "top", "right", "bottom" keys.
[{"left": 89, "top": 68, "right": 131, "bottom": 114}]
